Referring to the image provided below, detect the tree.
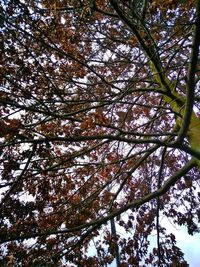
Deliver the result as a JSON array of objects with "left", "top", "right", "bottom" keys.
[{"left": 0, "top": 0, "right": 200, "bottom": 266}]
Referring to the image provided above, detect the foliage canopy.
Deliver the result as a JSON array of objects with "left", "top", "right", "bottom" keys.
[{"left": 0, "top": 0, "right": 200, "bottom": 266}]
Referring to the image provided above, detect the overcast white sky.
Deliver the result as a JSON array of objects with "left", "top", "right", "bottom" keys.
[
  {"left": 166, "top": 224, "right": 200, "bottom": 267},
  {"left": 87, "top": 218, "right": 200, "bottom": 267},
  {"left": 107, "top": 228, "right": 200, "bottom": 267}
]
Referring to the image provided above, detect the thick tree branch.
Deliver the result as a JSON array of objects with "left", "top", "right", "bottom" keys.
[{"left": 175, "top": 0, "right": 200, "bottom": 144}]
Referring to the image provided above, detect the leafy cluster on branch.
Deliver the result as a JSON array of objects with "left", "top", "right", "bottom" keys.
[{"left": 0, "top": 0, "right": 200, "bottom": 266}]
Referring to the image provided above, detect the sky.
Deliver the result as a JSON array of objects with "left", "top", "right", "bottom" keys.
[
  {"left": 166, "top": 223, "right": 200, "bottom": 267},
  {"left": 108, "top": 229, "right": 200, "bottom": 267},
  {"left": 87, "top": 217, "right": 200, "bottom": 267}
]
